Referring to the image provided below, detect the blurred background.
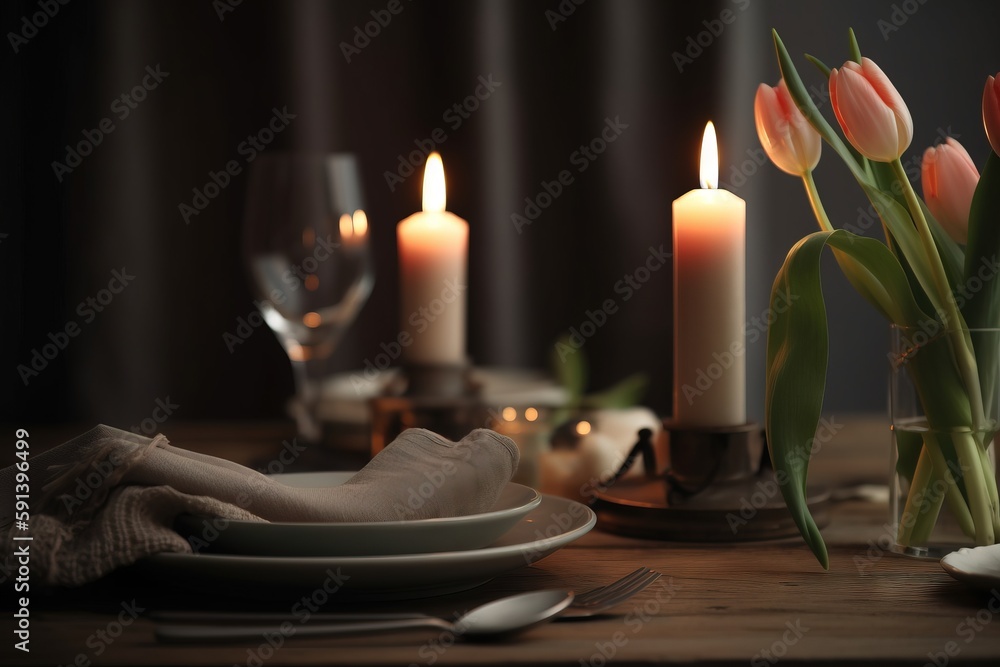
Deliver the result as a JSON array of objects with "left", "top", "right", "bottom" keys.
[{"left": 5, "top": 0, "right": 1000, "bottom": 429}]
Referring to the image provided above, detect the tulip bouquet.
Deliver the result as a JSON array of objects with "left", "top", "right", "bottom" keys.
[{"left": 758, "top": 29, "right": 1000, "bottom": 568}]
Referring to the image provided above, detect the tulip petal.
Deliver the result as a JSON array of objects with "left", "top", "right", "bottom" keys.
[
  {"left": 755, "top": 80, "right": 821, "bottom": 175},
  {"left": 831, "top": 65, "right": 901, "bottom": 162},
  {"left": 984, "top": 74, "right": 1000, "bottom": 156},
  {"left": 859, "top": 57, "right": 913, "bottom": 152},
  {"left": 922, "top": 138, "right": 979, "bottom": 244}
]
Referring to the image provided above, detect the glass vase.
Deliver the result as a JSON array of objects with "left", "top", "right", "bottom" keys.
[{"left": 890, "top": 325, "right": 1000, "bottom": 557}]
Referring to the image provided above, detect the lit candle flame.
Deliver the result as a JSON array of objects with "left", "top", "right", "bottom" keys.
[
  {"left": 699, "top": 121, "right": 719, "bottom": 190},
  {"left": 352, "top": 209, "right": 369, "bottom": 238},
  {"left": 339, "top": 213, "right": 353, "bottom": 240},
  {"left": 422, "top": 152, "right": 446, "bottom": 213}
]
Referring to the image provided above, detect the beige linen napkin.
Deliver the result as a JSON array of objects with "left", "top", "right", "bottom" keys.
[{"left": 0, "top": 425, "right": 518, "bottom": 587}]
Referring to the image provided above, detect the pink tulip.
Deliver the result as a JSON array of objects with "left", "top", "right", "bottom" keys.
[
  {"left": 755, "top": 79, "right": 822, "bottom": 176},
  {"left": 984, "top": 74, "right": 1000, "bottom": 156},
  {"left": 829, "top": 57, "right": 913, "bottom": 162},
  {"left": 921, "top": 138, "right": 979, "bottom": 244}
]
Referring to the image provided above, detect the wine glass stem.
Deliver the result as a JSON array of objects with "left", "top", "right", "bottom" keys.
[{"left": 291, "top": 355, "right": 329, "bottom": 444}]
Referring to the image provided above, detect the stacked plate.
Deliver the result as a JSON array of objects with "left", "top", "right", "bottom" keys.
[{"left": 150, "top": 472, "right": 596, "bottom": 600}]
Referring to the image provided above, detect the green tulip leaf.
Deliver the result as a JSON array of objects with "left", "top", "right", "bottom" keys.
[
  {"left": 804, "top": 54, "right": 831, "bottom": 77},
  {"left": 847, "top": 28, "right": 862, "bottom": 64},
  {"left": 868, "top": 160, "right": 965, "bottom": 296},
  {"left": 963, "top": 152, "right": 1000, "bottom": 410},
  {"left": 766, "top": 229, "right": 928, "bottom": 569}
]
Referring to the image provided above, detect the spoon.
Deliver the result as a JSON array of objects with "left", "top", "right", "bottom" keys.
[{"left": 155, "top": 590, "right": 575, "bottom": 643}]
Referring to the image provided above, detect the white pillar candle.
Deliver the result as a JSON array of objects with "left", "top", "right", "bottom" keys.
[
  {"left": 672, "top": 122, "right": 747, "bottom": 427},
  {"left": 397, "top": 153, "right": 469, "bottom": 365}
]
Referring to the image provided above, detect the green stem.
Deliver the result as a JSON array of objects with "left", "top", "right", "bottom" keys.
[
  {"left": 923, "top": 431, "right": 977, "bottom": 540},
  {"left": 802, "top": 172, "right": 834, "bottom": 233},
  {"left": 954, "top": 430, "right": 996, "bottom": 545},
  {"left": 898, "top": 443, "right": 944, "bottom": 546},
  {"left": 891, "top": 160, "right": 985, "bottom": 431}
]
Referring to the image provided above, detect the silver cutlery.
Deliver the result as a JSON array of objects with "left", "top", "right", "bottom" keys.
[
  {"left": 154, "top": 567, "right": 662, "bottom": 642},
  {"left": 156, "top": 589, "right": 574, "bottom": 643}
]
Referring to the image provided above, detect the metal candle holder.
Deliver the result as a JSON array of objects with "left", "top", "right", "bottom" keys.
[
  {"left": 592, "top": 420, "right": 830, "bottom": 541},
  {"left": 369, "top": 362, "right": 488, "bottom": 455}
]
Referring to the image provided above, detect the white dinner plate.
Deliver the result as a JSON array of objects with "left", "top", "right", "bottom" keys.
[
  {"left": 941, "top": 544, "right": 1000, "bottom": 589},
  {"left": 148, "top": 494, "right": 595, "bottom": 600},
  {"left": 173, "top": 472, "right": 542, "bottom": 557}
]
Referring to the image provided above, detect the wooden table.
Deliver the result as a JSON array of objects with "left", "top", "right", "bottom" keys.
[{"left": 5, "top": 416, "right": 1000, "bottom": 666}]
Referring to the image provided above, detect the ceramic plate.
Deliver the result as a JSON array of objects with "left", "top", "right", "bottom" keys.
[
  {"left": 941, "top": 545, "right": 1000, "bottom": 589},
  {"left": 173, "top": 472, "right": 541, "bottom": 557},
  {"left": 149, "top": 494, "right": 595, "bottom": 600}
]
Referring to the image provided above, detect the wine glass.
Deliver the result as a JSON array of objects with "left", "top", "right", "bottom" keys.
[{"left": 242, "top": 153, "right": 374, "bottom": 443}]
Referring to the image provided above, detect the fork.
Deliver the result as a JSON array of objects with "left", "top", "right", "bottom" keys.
[
  {"left": 561, "top": 567, "right": 662, "bottom": 618},
  {"left": 151, "top": 567, "right": 663, "bottom": 628}
]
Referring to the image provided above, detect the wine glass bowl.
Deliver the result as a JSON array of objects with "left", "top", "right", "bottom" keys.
[{"left": 243, "top": 153, "right": 374, "bottom": 442}]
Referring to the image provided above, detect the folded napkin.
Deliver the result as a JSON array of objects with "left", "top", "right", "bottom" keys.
[{"left": 0, "top": 425, "right": 518, "bottom": 587}]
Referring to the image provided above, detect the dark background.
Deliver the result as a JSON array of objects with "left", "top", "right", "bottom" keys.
[{"left": 5, "top": 0, "right": 1000, "bottom": 430}]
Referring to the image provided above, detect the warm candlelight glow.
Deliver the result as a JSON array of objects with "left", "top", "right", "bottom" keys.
[
  {"left": 303, "top": 312, "right": 321, "bottom": 328},
  {"left": 699, "top": 121, "right": 719, "bottom": 190},
  {"left": 339, "top": 213, "right": 353, "bottom": 240},
  {"left": 502, "top": 406, "right": 517, "bottom": 422},
  {"left": 524, "top": 407, "right": 539, "bottom": 422},
  {"left": 422, "top": 152, "right": 446, "bottom": 213},
  {"left": 352, "top": 209, "right": 369, "bottom": 237},
  {"left": 575, "top": 420, "right": 592, "bottom": 436}
]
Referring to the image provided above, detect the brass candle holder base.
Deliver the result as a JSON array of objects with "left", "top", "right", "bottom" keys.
[
  {"left": 593, "top": 420, "right": 830, "bottom": 542},
  {"left": 369, "top": 362, "right": 488, "bottom": 455}
]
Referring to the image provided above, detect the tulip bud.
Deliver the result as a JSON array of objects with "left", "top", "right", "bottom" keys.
[
  {"left": 921, "top": 137, "right": 979, "bottom": 244},
  {"left": 983, "top": 74, "right": 1000, "bottom": 156},
  {"left": 829, "top": 57, "right": 913, "bottom": 162},
  {"left": 754, "top": 80, "right": 822, "bottom": 176}
]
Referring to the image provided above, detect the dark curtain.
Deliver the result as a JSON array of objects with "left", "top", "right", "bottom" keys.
[{"left": 6, "top": 0, "right": 1000, "bottom": 428}]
